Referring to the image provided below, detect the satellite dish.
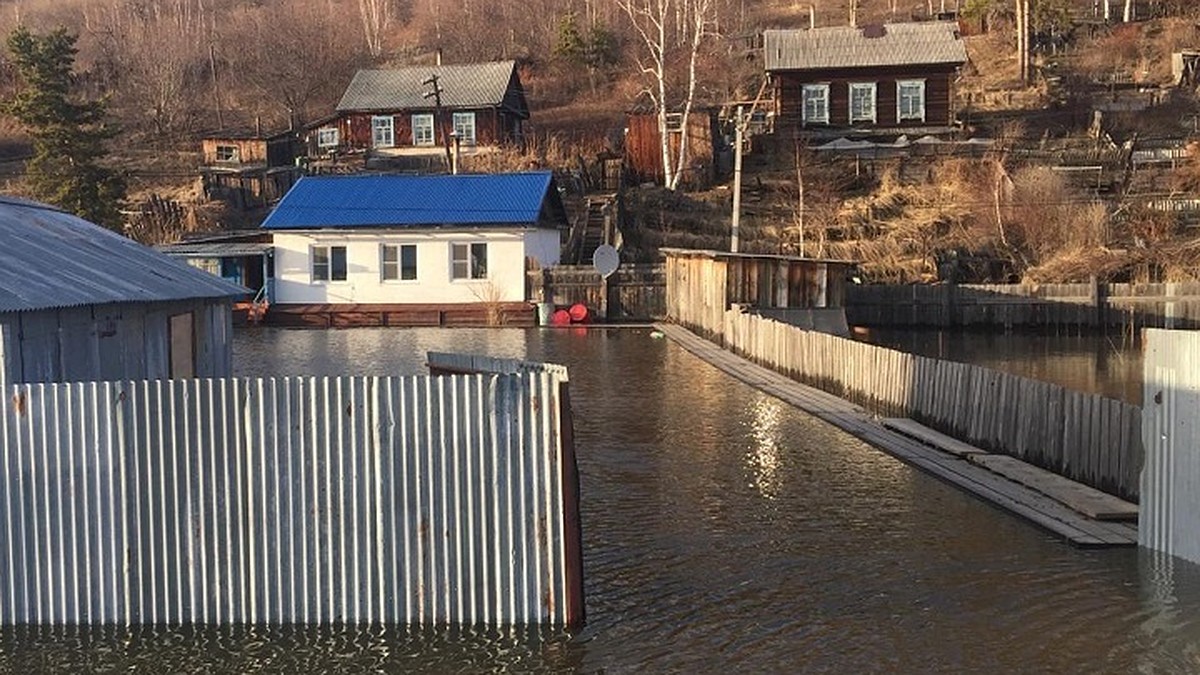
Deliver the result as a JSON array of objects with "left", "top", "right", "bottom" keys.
[{"left": 592, "top": 244, "right": 620, "bottom": 279}]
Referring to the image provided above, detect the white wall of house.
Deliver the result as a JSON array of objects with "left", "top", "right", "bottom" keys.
[{"left": 272, "top": 228, "right": 561, "bottom": 304}]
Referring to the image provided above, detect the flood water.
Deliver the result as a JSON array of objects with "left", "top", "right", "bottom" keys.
[{"left": 4, "top": 326, "right": 1200, "bottom": 672}]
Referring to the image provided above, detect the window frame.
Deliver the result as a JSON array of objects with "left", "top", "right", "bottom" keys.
[
  {"left": 311, "top": 244, "right": 348, "bottom": 283},
  {"left": 372, "top": 115, "right": 395, "bottom": 148},
  {"left": 412, "top": 113, "right": 435, "bottom": 147},
  {"left": 452, "top": 111, "right": 477, "bottom": 145},
  {"left": 849, "top": 82, "right": 877, "bottom": 124},
  {"left": 215, "top": 144, "right": 239, "bottom": 162},
  {"left": 450, "top": 242, "right": 488, "bottom": 281},
  {"left": 381, "top": 243, "right": 418, "bottom": 282},
  {"left": 316, "top": 127, "right": 339, "bottom": 148},
  {"left": 801, "top": 84, "right": 830, "bottom": 125},
  {"left": 897, "top": 79, "right": 927, "bottom": 123}
]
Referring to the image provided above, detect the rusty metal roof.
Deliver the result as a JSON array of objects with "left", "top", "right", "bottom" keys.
[
  {"left": 336, "top": 61, "right": 519, "bottom": 112},
  {"left": 764, "top": 22, "right": 968, "bottom": 71},
  {"left": 0, "top": 197, "right": 247, "bottom": 313}
]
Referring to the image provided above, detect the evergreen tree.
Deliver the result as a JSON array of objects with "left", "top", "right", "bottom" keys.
[{"left": 4, "top": 27, "right": 126, "bottom": 230}]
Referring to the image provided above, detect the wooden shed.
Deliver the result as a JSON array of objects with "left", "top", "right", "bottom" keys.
[
  {"left": 0, "top": 197, "right": 246, "bottom": 384},
  {"left": 199, "top": 128, "right": 304, "bottom": 209},
  {"left": 624, "top": 108, "right": 724, "bottom": 188},
  {"left": 663, "top": 248, "right": 855, "bottom": 341}
]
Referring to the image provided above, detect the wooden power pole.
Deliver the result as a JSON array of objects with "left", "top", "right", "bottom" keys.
[{"left": 423, "top": 74, "right": 454, "bottom": 171}]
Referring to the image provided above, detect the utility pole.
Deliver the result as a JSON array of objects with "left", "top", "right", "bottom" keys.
[
  {"left": 731, "top": 105, "right": 744, "bottom": 253},
  {"left": 423, "top": 74, "right": 454, "bottom": 171}
]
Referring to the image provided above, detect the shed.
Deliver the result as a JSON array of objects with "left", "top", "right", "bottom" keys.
[
  {"left": 624, "top": 108, "right": 726, "bottom": 188},
  {"left": 0, "top": 197, "right": 246, "bottom": 384},
  {"left": 662, "top": 248, "right": 855, "bottom": 339},
  {"left": 764, "top": 22, "right": 969, "bottom": 133},
  {"left": 199, "top": 128, "right": 304, "bottom": 209}
]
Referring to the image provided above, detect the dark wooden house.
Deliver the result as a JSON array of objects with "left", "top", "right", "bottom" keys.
[
  {"left": 199, "top": 128, "right": 303, "bottom": 209},
  {"left": 624, "top": 108, "right": 725, "bottom": 188},
  {"left": 307, "top": 61, "right": 529, "bottom": 162},
  {"left": 764, "top": 22, "right": 969, "bottom": 134}
]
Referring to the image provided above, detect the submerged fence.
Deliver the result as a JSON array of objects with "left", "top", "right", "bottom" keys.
[
  {"left": 716, "top": 310, "right": 1143, "bottom": 501},
  {"left": 0, "top": 366, "right": 582, "bottom": 626},
  {"left": 1141, "top": 330, "right": 1200, "bottom": 563}
]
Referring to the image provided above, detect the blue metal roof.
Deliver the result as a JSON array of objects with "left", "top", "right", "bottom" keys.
[
  {"left": 0, "top": 197, "right": 247, "bottom": 313},
  {"left": 261, "top": 172, "right": 560, "bottom": 230}
]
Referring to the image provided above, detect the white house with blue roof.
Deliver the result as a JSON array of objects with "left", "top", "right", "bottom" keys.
[{"left": 262, "top": 172, "right": 565, "bottom": 325}]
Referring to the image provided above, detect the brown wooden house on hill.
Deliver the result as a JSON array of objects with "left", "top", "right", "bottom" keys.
[
  {"left": 765, "top": 21, "right": 969, "bottom": 134},
  {"left": 306, "top": 61, "right": 529, "bottom": 161},
  {"left": 199, "top": 129, "right": 303, "bottom": 209}
]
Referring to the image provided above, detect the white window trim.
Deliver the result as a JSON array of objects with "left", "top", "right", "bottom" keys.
[
  {"left": 412, "top": 113, "right": 435, "bottom": 147},
  {"left": 372, "top": 115, "right": 395, "bottom": 148},
  {"left": 380, "top": 243, "right": 419, "bottom": 283},
  {"left": 311, "top": 244, "right": 348, "bottom": 284},
  {"left": 897, "top": 79, "right": 927, "bottom": 123},
  {"left": 849, "top": 82, "right": 877, "bottom": 124},
  {"left": 450, "top": 241, "right": 488, "bottom": 281},
  {"left": 452, "top": 111, "right": 477, "bottom": 146},
  {"left": 317, "top": 127, "right": 339, "bottom": 148},
  {"left": 801, "top": 84, "right": 830, "bottom": 125}
]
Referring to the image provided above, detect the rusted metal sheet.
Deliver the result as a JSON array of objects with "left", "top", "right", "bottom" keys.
[
  {"left": 0, "top": 369, "right": 582, "bottom": 626},
  {"left": 1141, "top": 330, "right": 1200, "bottom": 563}
]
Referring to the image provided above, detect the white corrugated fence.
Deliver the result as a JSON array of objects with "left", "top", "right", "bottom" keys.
[{"left": 0, "top": 366, "right": 583, "bottom": 626}]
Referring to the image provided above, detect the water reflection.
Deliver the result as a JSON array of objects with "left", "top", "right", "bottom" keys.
[{"left": 4, "top": 326, "right": 1200, "bottom": 671}]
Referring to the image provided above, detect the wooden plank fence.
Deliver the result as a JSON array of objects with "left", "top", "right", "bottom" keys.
[
  {"left": 0, "top": 365, "right": 583, "bottom": 626},
  {"left": 529, "top": 264, "right": 665, "bottom": 321},
  {"left": 847, "top": 282, "right": 1200, "bottom": 330},
  {"left": 719, "top": 310, "right": 1142, "bottom": 501}
]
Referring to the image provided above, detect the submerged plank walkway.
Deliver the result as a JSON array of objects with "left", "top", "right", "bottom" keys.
[{"left": 655, "top": 323, "right": 1137, "bottom": 547}]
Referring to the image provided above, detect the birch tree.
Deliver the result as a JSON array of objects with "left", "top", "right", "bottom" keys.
[
  {"left": 618, "top": 0, "right": 715, "bottom": 190},
  {"left": 359, "top": 0, "right": 393, "bottom": 58}
]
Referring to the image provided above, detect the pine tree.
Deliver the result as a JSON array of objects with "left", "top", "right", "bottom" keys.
[{"left": 4, "top": 27, "right": 126, "bottom": 231}]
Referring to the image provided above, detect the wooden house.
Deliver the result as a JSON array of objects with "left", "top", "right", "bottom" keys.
[
  {"left": 662, "top": 248, "right": 856, "bottom": 339},
  {"left": 623, "top": 108, "right": 726, "bottom": 188},
  {"left": 764, "top": 22, "right": 969, "bottom": 134},
  {"left": 260, "top": 172, "right": 566, "bottom": 327},
  {"left": 306, "top": 61, "right": 529, "bottom": 164},
  {"left": 199, "top": 128, "right": 304, "bottom": 209},
  {"left": 0, "top": 197, "right": 246, "bottom": 384}
]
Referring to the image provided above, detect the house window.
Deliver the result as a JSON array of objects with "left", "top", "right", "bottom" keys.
[
  {"left": 372, "top": 115, "right": 394, "bottom": 148},
  {"left": 381, "top": 244, "right": 418, "bottom": 281},
  {"left": 664, "top": 113, "right": 684, "bottom": 132},
  {"left": 849, "top": 83, "right": 877, "bottom": 123},
  {"left": 897, "top": 80, "right": 927, "bottom": 122},
  {"left": 801, "top": 84, "right": 829, "bottom": 125},
  {"left": 215, "top": 144, "right": 239, "bottom": 162},
  {"left": 317, "top": 127, "right": 339, "bottom": 148},
  {"left": 452, "top": 112, "right": 476, "bottom": 145},
  {"left": 451, "top": 242, "right": 488, "bottom": 280},
  {"left": 188, "top": 258, "right": 220, "bottom": 276},
  {"left": 312, "top": 245, "right": 348, "bottom": 282},
  {"left": 412, "top": 113, "right": 435, "bottom": 146}
]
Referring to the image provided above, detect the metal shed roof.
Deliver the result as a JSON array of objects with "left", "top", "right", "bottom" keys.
[
  {"left": 764, "top": 22, "right": 968, "bottom": 71},
  {"left": 336, "top": 61, "right": 518, "bottom": 112},
  {"left": 261, "top": 172, "right": 562, "bottom": 230},
  {"left": 0, "top": 197, "right": 246, "bottom": 313},
  {"left": 155, "top": 242, "right": 274, "bottom": 258}
]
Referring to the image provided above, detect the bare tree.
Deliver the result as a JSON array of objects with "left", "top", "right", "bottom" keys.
[
  {"left": 618, "top": 0, "right": 715, "bottom": 190},
  {"left": 359, "top": 0, "right": 393, "bottom": 59}
]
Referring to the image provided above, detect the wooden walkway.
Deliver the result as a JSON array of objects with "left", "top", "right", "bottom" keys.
[{"left": 655, "top": 323, "right": 1138, "bottom": 547}]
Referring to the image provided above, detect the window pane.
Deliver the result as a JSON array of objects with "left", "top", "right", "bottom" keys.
[
  {"left": 452, "top": 112, "right": 476, "bottom": 145},
  {"left": 413, "top": 114, "right": 434, "bottom": 146},
  {"left": 313, "top": 246, "right": 329, "bottom": 281},
  {"left": 470, "top": 242, "right": 487, "bottom": 279},
  {"left": 850, "top": 84, "right": 875, "bottom": 122},
  {"left": 401, "top": 244, "right": 418, "bottom": 280},
  {"left": 381, "top": 245, "right": 398, "bottom": 280},
  {"left": 372, "top": 116, "right": 394, "bottom": 147},
  {"left": 802, "top": 85, "right": 828, "bottom": 123},
  {"left": 331, "top": 246, "right": 348, "bottom": 281},
  {"left": 451, "top": 243, "right": 469, "bottom": 280}
]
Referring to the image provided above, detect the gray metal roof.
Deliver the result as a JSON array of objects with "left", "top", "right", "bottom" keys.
[
  {"left": 337, "top": 61, "right": 518, "bottom": 112},
  {"left": 764, "top": 22, "right": 968, "bottom": 71},
  {"left": 0, "top": 197, "right": 247, "bottom": 313},
  {"left": 156, "top": 242, "right": 273, "bottom": 258}
]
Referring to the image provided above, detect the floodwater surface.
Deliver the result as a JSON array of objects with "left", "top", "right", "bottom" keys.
[{"left": 2, "top": 326, "right": 1199, "bottom": 673}]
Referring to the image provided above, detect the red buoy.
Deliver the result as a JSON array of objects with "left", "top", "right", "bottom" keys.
[
  {"left": 550, "top": 309, "right": 573, "bottom": 326},
  {"left": 568, "top": 303, "right": 589, "bottom": 323}
]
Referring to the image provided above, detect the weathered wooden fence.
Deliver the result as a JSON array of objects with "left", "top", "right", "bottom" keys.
[
  {"left": 529, "top": 264, "right": 665, "bottom": 321},
  {"left": 847, "top": 282, "right": 1200, "bottom": 330},
  {"left": 1141, "top": 329, "right": 1200, "bottom": 563},
  {"left": 719, "top": 310, "right": 1142, "bottom": 501},
  {"left": 0, "top": 365, "right": 582, "bottom": 626}
]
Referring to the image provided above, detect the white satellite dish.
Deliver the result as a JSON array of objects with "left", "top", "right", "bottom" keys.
[{"left": 592, "top": 244, "right": 620, "bottom": 279}]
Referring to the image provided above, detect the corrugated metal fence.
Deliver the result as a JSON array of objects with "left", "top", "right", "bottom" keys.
[
  {"left": 1141, "top": 330, "right": 1200, "bottom": 563},
  {"left": 0, "top": 366, "right": 583, "bottom": 626},
  {"left": 718, "top": 310, "right": 1143, "bottom": 501}
]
